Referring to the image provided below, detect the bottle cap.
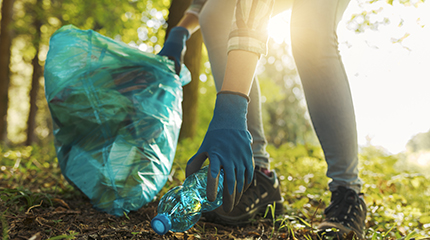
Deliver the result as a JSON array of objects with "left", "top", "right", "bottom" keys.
[{"left": 151, "top": 214, "right": 172, "bottom": 235}]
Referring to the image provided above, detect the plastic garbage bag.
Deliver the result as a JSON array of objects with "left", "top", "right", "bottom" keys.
[{"left": 44, "top": 25, "right": 191, "bottom": 216}]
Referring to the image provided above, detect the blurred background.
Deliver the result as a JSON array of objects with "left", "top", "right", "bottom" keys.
[
  {"left": 0, "top": 0, "right": 429, "bottom": 172},
  {"left": 1, "top": 1, "right": 429, "bottom": 237},
  {"left": 265, "top": 0, "right": 430, "bottom": 173}
]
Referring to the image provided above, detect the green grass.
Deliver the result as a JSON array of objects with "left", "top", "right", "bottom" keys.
[
  {"left": 1, "top": 141, "right": 429, "bottom": 239},
  {"left": 272, "top": 144, "right": 430, "bottom": 239},
  {"left": 171, "top": 140, "right": 430, "bottom": 239}
]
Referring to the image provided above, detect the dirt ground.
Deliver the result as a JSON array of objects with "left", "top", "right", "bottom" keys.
[{"left": 2, "top": 192, "right": 307, "bottom": 240}]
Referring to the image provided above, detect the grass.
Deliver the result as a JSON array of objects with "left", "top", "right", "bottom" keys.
[
  {"left": 172, "top": 140, "right": 430, "bottom": 239},
  {"left": 1, "top": 141, "right": 430, "bottom": 239},
  {"left": 1, "top": 209, "right": 8, "bottom": 240}
]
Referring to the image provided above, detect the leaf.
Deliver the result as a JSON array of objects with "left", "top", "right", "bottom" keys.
[
  {"left": 53, "top": 198, "right": 70, "bottom": 209},
  {"left": 46, "top": 234, "right": 77, "bottom": 240},
  {"left": 296, "top": 216, "right": 311, "bottom": 228}
]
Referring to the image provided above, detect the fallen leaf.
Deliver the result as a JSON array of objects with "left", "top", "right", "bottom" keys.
[
  {"left": 247, "top": 231, "right": 261, "bottom": 237},
  {"left": 28, "top": 232, "right": 42, "bottom": 240},
  {"left": 53, "top": 198, "right": 70, "bottom": 209}
]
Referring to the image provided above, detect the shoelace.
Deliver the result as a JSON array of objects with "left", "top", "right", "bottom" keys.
[
  {"left": 324, "top": 188, "right": 364, "bottom": 230},
  {"left": 241, "top": 170, "right": 275, "bottom": 211}
]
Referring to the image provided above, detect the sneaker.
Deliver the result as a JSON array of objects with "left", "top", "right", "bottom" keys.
[
  {"left": 318, "top": 186, "right": 367, "bottom": 239},
  {"left": 202, "top": 168, "right": 284, "bottom": 226}
]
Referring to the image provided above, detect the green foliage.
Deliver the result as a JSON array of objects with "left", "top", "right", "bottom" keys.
[
  {"left": 264, "top": 202, "right": 280, "bottom": 238},
  {"left": 1, "top": 209, "right": 8, "bottom": 240},
  {"left": 45, "top": 233, "right": 77, "bottom": 240},
  {"left": 346, "top": 0, "right": 426, "bottom": 34},
  {"left": 1, "top": 137, "right": 430, "bottom": 238},
  {"left": 6, "top": 0, "right": 172, "bottom": 144},
  {"left": 2, "top": 1, "right": 430, "bottom": 238},
  {"left": 264, "top": 143, "right": 430, "bottom": 239},
  {"left": 385, "top": 0, "right": 426, "bottom": 6},
  {"left": 358, "top": 145, "right": 430, "bottom": 238},
  {"left": 407, "top": 129, "right": 430, "bottom": 152},
  {"left": 0, "top": 187, "right": 54, "bottom": 215},
  {"left": 259, "top": 39, "right": 319, "bottom": 148},
  {"left": 0, "top": 144, "right": 74, "bottom": 195},
  {"left": 347, "top": 8, "right": 390, "bottom": 33}
]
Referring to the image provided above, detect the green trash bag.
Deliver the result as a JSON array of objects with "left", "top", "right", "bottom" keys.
[{"left": 44, "top": 25, "right": 191, "bottom": 216}]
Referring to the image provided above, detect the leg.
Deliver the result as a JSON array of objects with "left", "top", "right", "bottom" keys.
[
  {"left": 199, "top": 0, "right": 270, "bottom": 168},
  {"left": 290, "top": 1, "right": 366, "bottom": 238},
  {"left": 290, "top": 0, "right": 361, "bottom": 193}
]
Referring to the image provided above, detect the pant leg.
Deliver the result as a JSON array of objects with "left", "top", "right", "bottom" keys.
[
  {"left": 290, "top": 0, "right": 362, "bottom": 192},
  {"left": 199, "top": 0, "right": 270, "bottom": 168}
]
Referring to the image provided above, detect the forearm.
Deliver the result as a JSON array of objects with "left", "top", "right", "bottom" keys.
[
  {"left": 221, "top": 0, "right": 274, "bottom": 96},
  {"left": 221, "top": 50, "right": 259, "bottom": 95}
]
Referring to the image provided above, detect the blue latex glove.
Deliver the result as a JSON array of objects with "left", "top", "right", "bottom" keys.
[
  {"left": 186, "top": 91, "right": 254, "bottom": 213},
  {"left": 157, "top": 26, "right": 190, "bottom": 75}
]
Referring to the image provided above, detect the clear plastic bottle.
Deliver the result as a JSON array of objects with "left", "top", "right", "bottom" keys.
[{"left": 151, "top": 166, "right": 223, "bottom": 235}]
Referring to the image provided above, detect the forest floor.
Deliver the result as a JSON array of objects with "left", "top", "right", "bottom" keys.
[
  {"left": 2, "top": 189, "right": 325, "bottom": 240},
  {"left": 2, "top": 144, "right": 430, "bottom": 240}
]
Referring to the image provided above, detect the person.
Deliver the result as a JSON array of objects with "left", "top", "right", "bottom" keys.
[{"left": 157, "top": 0, "right": 367, "bottom": 239}]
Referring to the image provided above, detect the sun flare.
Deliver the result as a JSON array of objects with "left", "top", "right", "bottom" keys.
[
  {"left": 265, "top": 2, "right": 430, "bottom": 154},
  {"left": 267, "top": 10, "right": 291, "bottom": 44}
]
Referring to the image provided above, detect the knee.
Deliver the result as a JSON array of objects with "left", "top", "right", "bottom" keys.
[
  {"left": 291, "top": 21, "right": 327, "bottom": 59},
  {"left": 292, "top": 28, "right": 342, "bottom": 71},
  {"left": 198, "top": 8, "right": 216, "bottom": 31},
  {"left": 199, "top": 1, "right": 234, "bottom": 33}
]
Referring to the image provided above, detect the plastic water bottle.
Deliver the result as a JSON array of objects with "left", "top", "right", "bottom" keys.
[{"left": 151, "top": 166, "right": 224, "bottom": 235}]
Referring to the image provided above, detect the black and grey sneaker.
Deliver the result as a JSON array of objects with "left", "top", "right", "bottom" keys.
[
  {"left": 203, "top": 168, "right": 284, "bottom": 225},
  {"left": 318, "top": 186, "right": 367, "bottom": 240}
]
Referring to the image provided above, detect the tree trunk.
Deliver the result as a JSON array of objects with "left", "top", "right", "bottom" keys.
[
  {"left": 180, "top": 33, "right": 202, "bottom": 140},
  {"left": 0, "top": 0, "right": 15, "bottom": 141},
  {"left": 165, "top": 0, "right": 203, "bottom": 141},
  {"left": 25, "top": 0, "right": 43, "bottom": 145},
  {"left": 26, "top": 55, "right": 41, "bottom": 145}
]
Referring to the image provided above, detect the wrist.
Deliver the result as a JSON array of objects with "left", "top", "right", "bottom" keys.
[
  {"left": 177, "top": 13, "right": 200, "bottom": 35},
  {"left": 210, "top": 92, "right": 249, "bottom": 130},
  {"left": 166, "top": 26, "right": 190, "bottom": 44},
  {"left": 217, "top": 91, "right": 250, "bottom": 102}
]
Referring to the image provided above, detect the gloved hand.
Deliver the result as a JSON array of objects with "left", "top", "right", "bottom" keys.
[
  {"left": 186, "top": 91, "right": 254, "bottom": 213},
  {"left": 157, "top": 26, "right": 190, "bottom": 75}
]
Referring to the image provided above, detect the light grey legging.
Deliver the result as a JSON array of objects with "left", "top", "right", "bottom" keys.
[{"left": 199, "top": 0, "right": 362, "bottom": 193}]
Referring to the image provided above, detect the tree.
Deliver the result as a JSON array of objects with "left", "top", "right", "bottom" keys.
[
  {"left": 25, "top": 0, "right": 43, "bottom": 145},
  {"left": 407, "top": 130, "right": 430, "bottom": 152},
  {"left": 255, "top": 37, "right": 318, "bottom": 147},
  {"left": 5, "top": 0, "right": 165, "bottom": 144},
  {"left": 0, "top": 0, "right": 15, "bottom": 141},
  {"left": 164, "top": 0, "right": 203, "bottom": 140},
  {"left": 180, "top": 33, "right": 203, "bottom": 140}
]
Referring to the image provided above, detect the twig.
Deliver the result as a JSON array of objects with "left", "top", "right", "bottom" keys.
[
  {"left": 26, "top": 200, "right": 43, "bottom": 214},
  {"left": 310, "top": 199, "right": 323, "bottom": 230}
]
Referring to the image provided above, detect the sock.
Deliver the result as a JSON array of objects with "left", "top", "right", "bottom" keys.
[{"left": 257, "top": 166, "right": 272, "bottom": 177}]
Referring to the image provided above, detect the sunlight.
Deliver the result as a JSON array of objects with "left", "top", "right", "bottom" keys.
[
  {"left": 267, "top": 10, "right": 291, "bottom": 44},
  {"left": 339, "top": 0, "right": 430, "bottom": 154},
  {"left": 417, "top": 152, "right": 430, "bottom": 166},
  {"left": 266, "top": 1, "right": 430, "bottom": 155},
  {"left": 407, "top": 151, "right": 430, "bottom": 166}
]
